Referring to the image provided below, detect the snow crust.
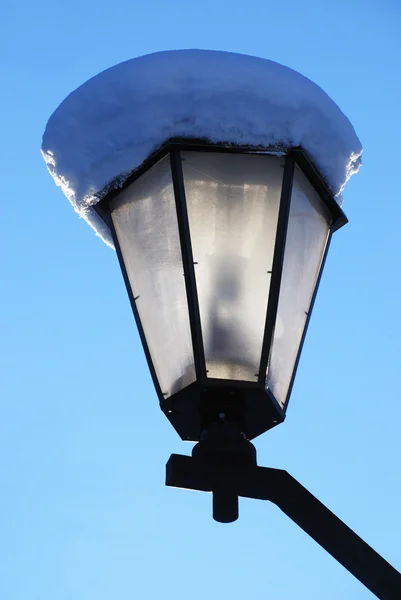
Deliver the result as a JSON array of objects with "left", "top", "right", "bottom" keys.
[{"left": 41, "top": 50, "right": 362, "bottom": 246}]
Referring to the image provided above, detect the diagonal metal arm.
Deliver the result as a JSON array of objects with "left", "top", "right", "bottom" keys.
[
  {"left": 264, "top": 469, "right": 401, "bottom": 600},
  {"left": 166, "top": 453, "right": 401, "bottom": 599}
]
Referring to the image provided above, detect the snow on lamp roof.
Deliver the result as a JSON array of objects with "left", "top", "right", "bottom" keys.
[{"left": 41, "top": 49, "right": 362, "bottom": 246}]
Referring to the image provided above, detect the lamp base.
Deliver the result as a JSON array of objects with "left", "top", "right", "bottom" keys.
[
  {"left": 171, "top": 417, "right": 258, "bottom": 522},
  {"left": 162, "top": 379, "right": 285, "bottom": 442}
]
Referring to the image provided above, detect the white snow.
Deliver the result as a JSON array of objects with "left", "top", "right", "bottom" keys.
[{"left": 41, "top": 49, "right": 362, "bottom": 246}]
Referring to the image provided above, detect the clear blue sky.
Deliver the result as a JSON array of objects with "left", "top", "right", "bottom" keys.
[{"left": 1, "top": 1, "right": 400, "bottom": 599}]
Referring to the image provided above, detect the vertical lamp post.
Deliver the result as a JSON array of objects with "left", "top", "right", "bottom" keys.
[{"left": 42, "top": 50, "right": 401, "bottom": 599}]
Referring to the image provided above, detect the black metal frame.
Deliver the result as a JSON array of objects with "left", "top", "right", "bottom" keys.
[
  {"left": 110, "top": 223, "right": 164, "bottom": 402},
  {"left": 94, "top": 140, "right": 347, "bottom": 441},
  {"left": 170, "top": 151, "right": 207, "bottom": 381},
  {"left": 285, "top": 231, "right": 333, "bottom": 409},
  {"left": 258, "top": 155, "right": 294, "bottom": 385}
]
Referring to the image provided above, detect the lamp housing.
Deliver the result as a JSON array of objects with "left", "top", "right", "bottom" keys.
[{"left": 94, "top": 140, "right": 347, "bottom": 441}]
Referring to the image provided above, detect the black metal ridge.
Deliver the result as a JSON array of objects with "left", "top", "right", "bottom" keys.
[{"left": 93, "top": 138, "right": 348, "bottom": 234}]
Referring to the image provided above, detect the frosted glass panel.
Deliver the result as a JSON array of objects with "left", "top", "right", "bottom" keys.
[
  {"left": 110, "top": 156, "right": 196, "bottom": 398},
  {"left": 182, "top": 152, "right": 284, "bottom": 381},
  {"left": 266, "top": 166, "right": 330, "bottom": 407}
]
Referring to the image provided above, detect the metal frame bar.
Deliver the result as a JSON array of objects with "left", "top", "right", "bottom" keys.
[
  {"left": 108, "top": 216, "right": 164, "bottom": 402},
  {"left": 92, "top": 201, "right": 113, "bottom": 230},
  {"left": 284, "top": 230, "right": 333, "bottom": 411},
  {"left": 170, "top": 151, "right": 207, "bottom": 380},
  {"left": 258, "top": 155, "right": 295, "bottom": 385},
  {"left": 96, "top": 142, "right": 286, "bottom": 214},
  {"left": 289, "top": 148, "right": 347, "bottom": 231},
  {"left": 96, "top": 141, "right": 347, "bottom": 234}
]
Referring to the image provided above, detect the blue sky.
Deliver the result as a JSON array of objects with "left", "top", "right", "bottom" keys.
[{"left": 1, "top": 1, "right": 401, "bottom": 599}]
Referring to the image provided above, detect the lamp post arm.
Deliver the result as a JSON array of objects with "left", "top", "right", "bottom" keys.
[
  {"left": 258, "top": 467, "right": 401, "bottom": 600},
  {"left": 166, "top": 454, "right": 401, "bottom": 599}
]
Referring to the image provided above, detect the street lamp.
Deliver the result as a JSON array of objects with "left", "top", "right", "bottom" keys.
[
  {"left": 92, "top": 141, "right": 401, "bottom": 599},
  {"left": 42, "top": 50, "right": 400, "bottom": 599},
  {"left": 94, "top": 142, "right": 345, "bottom": 444}
]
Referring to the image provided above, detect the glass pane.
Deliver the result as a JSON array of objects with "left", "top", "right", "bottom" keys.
[
  {"left": 110, "top": 156, "right": 196, "bottom": 398},
  {"left": 266, "top": 166, "right": 330, "bottom": 407},
  {"left": 182, "top": 152, "right": 284, "bottom": 381}
]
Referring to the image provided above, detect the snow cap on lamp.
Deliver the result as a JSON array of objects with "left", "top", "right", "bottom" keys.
[{"left": 41, "top": 49, "right": 362, "bottom": 246}]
